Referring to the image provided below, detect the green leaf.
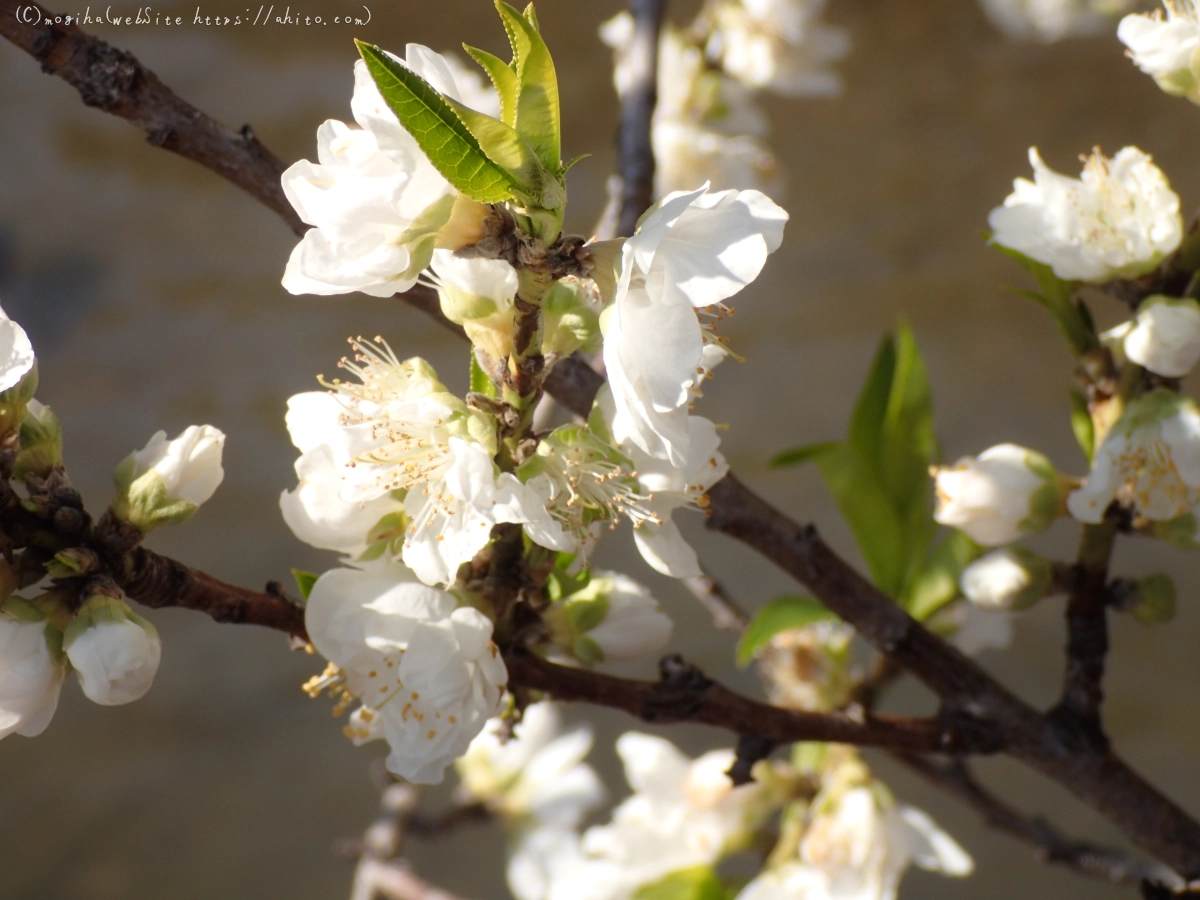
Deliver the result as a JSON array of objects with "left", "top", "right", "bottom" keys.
[
  {"left": 464, "top": 45, "right": 518, "bottom": 127},
  {"left": 494, "top": 1, "right": 561, "bottom": 172},
  {"left": 737, "top": 595, "right": 836, "bottom": 666},
  {"left": 769, "top": 441, "right": 839, "bottom": 469},
  {"left": 292, "top": 569, "right": 318, "bottom": 603},
  {"left": 635, "top": 866, "right": 728, "bottom": 900},
  {"left": 440, "top": 94, "right": 554, "bottom": 207},
  {"left": 356, "top": 41, "right": 514, "bottom": 204},
  {"left": 809, "top": 443, "right": 909, "bottom": 596},
  {"left": 903, "top": 531, "right": 981, "bottom": 620},
  {"left": 993, "top": 244, "right": 1096, "bottom": 355},
  {"left": 470, "top": 354, "right": 499, "bottom": 399},
  {"left": 1069, "top": 388, "right": 1095, "bottom": 462}
]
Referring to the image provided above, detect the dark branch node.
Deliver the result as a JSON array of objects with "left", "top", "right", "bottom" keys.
[
  {"left": 641, "top": 654, "right": 714, "bottom": 722},
  {"left": 726, "top": 734, "right": 778, "bottom": 787}
]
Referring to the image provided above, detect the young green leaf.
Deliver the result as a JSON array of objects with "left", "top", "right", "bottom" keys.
[
  {"left": 440, "top": 95, "right": 556, "bottom": 208},
  {"left": 464, "top": 44, "right": 518, "bottom": 126},
  {"left": 494, "top": 1, "right": 562, "bottom": 172},
  {"left": 903, "top": 531, "right": 980, "bottom": 620},
  {"left": 356, "top": 41, "right": 514, "bottom": 204},
  {"left": 737, "top": 595, "right": 837, "bottom": 667},
  {"left": 291, "top": 569, "right": 318, "bottom": 603},
  {"left": 1069, "top": 388, "right": 1095, "bottom": 462},
  {"left": 769, "top": 440, "right": 839, "bottom": 469},
  {"left": 993, "top": 244, "right": 1097, "bottom": 355}
]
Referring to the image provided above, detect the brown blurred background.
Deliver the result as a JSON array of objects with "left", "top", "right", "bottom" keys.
[{"left": 2, "top": 0, "right": 1199, "bottom": 897}]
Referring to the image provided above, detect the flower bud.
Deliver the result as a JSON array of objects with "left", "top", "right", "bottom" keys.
[
  {"left": 1123, "top": 296, "right": 1200, "bottom": 378},
  {"left": 64, "top": 590, "right": 161, "bottom": 706},
  {"left": 13, "top": 399, "right": 62, "bottom": 480},
  {"left": 0, "top": 308, "right": 37, "bottom": 438},
  {"left": 959, "top": 547, "right": 1052, "bottom": 611},
  {"left": 112, "top": 425, "right": 225, "bottom": 532},
  {"left": 1111, "top": 573, "right": 1177, "bottom": 625},
  {"left": 932, "top": 444, "right": 1062, "bottom": 545},
  {"left": 0, "top": 595, "right": 66, "bottom": 739},
  {"left": 541, "top": 280, "right": 602, "bottom": 359},
  {"left": 544, "top": 572, "right": 672, "bottom": 664}
]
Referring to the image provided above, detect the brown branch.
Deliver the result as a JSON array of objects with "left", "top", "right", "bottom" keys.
[
  {"left": 504, "top": 650, "right": 984, "bottom": 754},
  {"left": 1050, "top": 521, "right": 1117, "bottom": 746},
  {"left": 896, "top": 753, "right": 1182, "bottom": 890},
  {"left": 615, "top": 0, "right": 666, "bottom": 238},
  {"left": 117, "top": 546, "right": 309, "bottom": 641}
]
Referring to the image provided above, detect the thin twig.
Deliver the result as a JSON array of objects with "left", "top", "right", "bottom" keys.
[
  {"left": 895, "top": 753, "right": 1182, "bottom": 890},
  {"left": 615, "top": 0, "right": 666, "bottom": 238},
  {"left": 681, "top": 573, "right": 750, "bottom": 633}
]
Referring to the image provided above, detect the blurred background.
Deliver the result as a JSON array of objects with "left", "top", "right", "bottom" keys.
[{"left": 2, "top": 0, "right": 1199, "bottom": 897}]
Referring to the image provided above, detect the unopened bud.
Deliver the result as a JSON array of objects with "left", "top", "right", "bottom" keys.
[
  {"left": 64, "top": 589, "right": 161, "bottom": 705},
  {"left": 1123, "top": 296, "right": 1200, "bottom": 378},
  {"left": 14, "top": 400, "right": 62, "bottom": 480},
  {"left": 933, "top": 444, "right": 1063, "bottom": 545},
  {"left": 544, "top": 571, "right": 672, "bottom": 664},
  {"left": 960, "top": 547, "right": 1052, "bottom": 611},
  {"left": 541, "top": 280, "right": 602, "bottom": 358},
  {"left": 1111, "top": 573, "right": 1177, "bottom": 624},
  {"left": 112, "top": 425, "right": 225, "bottom": 532}
]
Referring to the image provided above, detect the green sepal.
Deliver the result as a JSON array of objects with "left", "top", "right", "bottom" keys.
[
  {"left": 1131, "top": 573, "right": 1177, "bottom": 624},
  {"left": 737, "top": 595, "right": 836, "bottom": 667},
  {"left": 634, "top": 866, "right": 731, "bottom": 900},
  {"left": 356, "top": 41, "right": 515, "bottom": 204},
  {"left": 564, "top": 592, "right": 610, "bottom": 634},
  {"left": 292, "top": 570, "right": 318, "bottom": 602},
  {"left": 571, "top": 634, "right": 604, "bottom": 664},
  {"left": 464, "top": 44, "right": 518, "bottom": 126},
  {"left": 1069, "top": 388, "right": 1095, "bottom": 463},
  {"left": 470, "top": 353, "right": 500, "bottom": 399},
  {"left": 111, "top": 463, "right": 199, "bottom": 534},
  {"left": 14, "top": 400, "right": 63, "bottom": 480},
  {"left": 63, "top": 594, "right": 131, "bottom": 650},
  {"left": 494, "top": 1, "right": 562, "bottom": 173},
  {"left": 0, "top": 362, "right": 38, "bottom": 436},
  {"left": 1, "top": 594, "right": 45, "bottom": 623}
]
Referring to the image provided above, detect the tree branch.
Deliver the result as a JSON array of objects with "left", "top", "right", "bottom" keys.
[
  {"left": 503, "top": 650, "right": 985, "bottom": 755},
  {"left": 614, "top": 0, "right": 666, "bottom": 238},
  {"left": 1051, "top": 521, "right": 1117, "bottom": 746},
  {"left": 895, "top": 752, "right": 1181, "bottom": 890}
]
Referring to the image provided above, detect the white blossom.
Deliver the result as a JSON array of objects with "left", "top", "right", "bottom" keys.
[
  {"left": 0, "top": 302, "right": 35, "bottom": 396},
  {"left": 959, "top": 547, "right": 1052, "bottom": 611},
  {"left": 989, "top": 147, "right": 1182, "bottom": 283},
  {"left": 545, "top": 571, "right": 673, "bottom": 664},
  {"left": 932, "top": 443, "right": 1060, "bottom": 545},
  {"left": 603, "top": 186, "right": 787, "bottom": 467},
  {"left": 1119, "top": 1, "right": 1200, "bottom": 103},
  {"left": 653, "top": 120, "right": 783, "bottom": 199},
  {"left": 64, "top": 595, "right": 161, "bottom": 706},
  {"left": 736, "top": 787, "right": 972, "bottom": 900},
  {"left": 281, "top": 46, "right": 493, "bottom": 298},
  {"left": 544, "top": 734, "right": 769, "bottom": 900},
  {"left": 508, "top": 828, "right": 589, "bottom": 900},
  {"left": 304, "top": 564, "right": 507, "bottom": 784},
  {"left": 113, "top": 425, "right": 225, "bottom": 532},
  {"left": 280, "top": 391, "right": 406, "bottom": 558},
  {"left": 0, "top": 599, "right": 65, "bottom": 740},
  {"left": 948, "top": 602, "right": 1015, "bottom": 656},
  {"left": 426, "top": 250, "right": 520, "bottom": 363},
  {"left": 293, "top": 342, "right": 569, "bottom": 586},
  {"left": 980, "top": 0, "right": 1134, "bottom": 42},
  {"left": 1122, "top": 296, "right": 1200, "bottom": 378},
  {"left": 1068, "top": 389, "right": 1200, "bottom": 523},
  {"left": 457, "top": 702, "right": 605, "bottom": 828},
  {"left": 759, "top": 621, "right": 854, "bottom": 712},
  {"left": 707, "top": 0, "right": 851, "bottom": 97}
]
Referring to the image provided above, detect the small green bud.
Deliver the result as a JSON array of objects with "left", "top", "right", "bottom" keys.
[
  {"left": 14, "top": 399, "right": 63, "bottom": 480},
  {"left": 1114, "top": 573, "right": 1177, "bottom": 625}
]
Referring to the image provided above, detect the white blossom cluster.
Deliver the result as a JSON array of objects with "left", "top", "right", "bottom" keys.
[
  {"left": 458, "top": 719, "right": 971, "bottom": 900},
  {"left": 280, "top": 42, "right": 787, "bottom": 784},
  {"left": 601, "top": 0, "right": 848, "bottom": 198},
  {"left": 0, "top": 304, "right": 227, "bottom": 739}
]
